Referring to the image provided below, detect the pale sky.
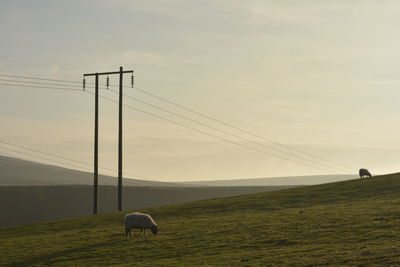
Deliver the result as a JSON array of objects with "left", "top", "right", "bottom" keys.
[{"left": 1, "top": 0, "right": 400, "bottom": 182}]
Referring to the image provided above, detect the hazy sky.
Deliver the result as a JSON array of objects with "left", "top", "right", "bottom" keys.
[{"left": 1, "top": 0, "right": 400, "bottom": 182}]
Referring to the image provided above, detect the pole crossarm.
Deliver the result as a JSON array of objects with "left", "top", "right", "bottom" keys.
[{"left": 84, "top": 70, "right": 133, "bottom": 77}]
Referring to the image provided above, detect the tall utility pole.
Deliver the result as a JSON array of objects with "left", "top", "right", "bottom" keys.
[
  {"left": 118, "top": 66, "right": 124, "bottom": 212},
  {"left": 83, "top": 66, "right": 134, "bottom": 214}
]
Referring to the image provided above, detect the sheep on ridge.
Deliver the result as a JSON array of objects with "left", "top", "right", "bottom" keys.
[
  {"left": 359, "top": 168, "right": 372, "bottom": 178},
  {"left": 124, "top": 212, "right": 158, "bottom": 238}
]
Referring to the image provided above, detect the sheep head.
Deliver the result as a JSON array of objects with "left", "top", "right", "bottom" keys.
[{"left": 151, "top": 225, "right": 158, "bottom": 235}]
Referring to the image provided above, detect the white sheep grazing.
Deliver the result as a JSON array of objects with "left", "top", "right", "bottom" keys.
[{"left": 124, "top": 212, "right": 158, "bottom": 238}]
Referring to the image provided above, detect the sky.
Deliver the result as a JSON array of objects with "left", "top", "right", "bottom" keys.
[{"left": 1, "top": 0, "right": 400, "bottom": 182}]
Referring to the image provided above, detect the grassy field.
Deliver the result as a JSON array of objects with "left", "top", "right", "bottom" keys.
[
  {"left": 1, "top": 173, "right": 400, "bottom": 266},
  {"left": 0, "top": 185, "right": 292, "bottom": 228}
]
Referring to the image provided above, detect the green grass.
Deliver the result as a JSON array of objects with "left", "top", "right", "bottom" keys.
[{"left": 2, "top": 173, "right": 400, "bottom": 266}]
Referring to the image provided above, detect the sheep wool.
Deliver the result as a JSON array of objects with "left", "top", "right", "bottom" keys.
[{"left": 124, "top": 212, "right": 158, "bottom": 237}]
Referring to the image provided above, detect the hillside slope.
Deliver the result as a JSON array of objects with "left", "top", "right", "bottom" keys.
[
  {"left": 0, "top": 155, "right": 354, "bottom": 187},
  {"left": 0, "top": 155, "right": 187, "bottom": 186},
  {"left": 1, "top": 173, "right": 400, "bottom": 266},
  {"left": 0, "top": 185, "right": 293, "bottom": 228},
  {"left": 181, "top": 174, "right": 357, "bottom": 186}
]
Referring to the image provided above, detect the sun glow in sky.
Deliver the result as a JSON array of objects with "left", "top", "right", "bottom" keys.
[{"left": 1, "top": 0, "right": 400, "bottom": 181}]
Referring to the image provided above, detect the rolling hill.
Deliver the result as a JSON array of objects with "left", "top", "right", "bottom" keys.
[
  {"left": 0, "top": 155, "right": 356, "bottom": 186},
  {"left": 181, "top": 174, "right": 357, "bottom": 186},
  {"left": 0, "top": 155, "right": 295, "bottom": 228},
  {"left": 0, "top": 185, "right": 293, "bottom": 228},
  {"left": 0, "top": 155, "right": 185, "bottom": 186},
  {"left": 1, "top": 173, "right": 400, "bottom": 266}
]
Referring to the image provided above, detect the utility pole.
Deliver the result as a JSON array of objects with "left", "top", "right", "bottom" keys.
[
  {"left": 118, "top": 66, "right": 124, "bottom": 212},
  {"left": 83, "top": 66, "right": 134, "bottom": 214}
]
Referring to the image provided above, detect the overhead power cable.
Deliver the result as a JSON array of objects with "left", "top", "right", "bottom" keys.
[
  {"left": 0, "top": 145, "right": 93, "bottom": 173},
  {"left": 108, "top": 88, "right": 350, "bottom": 173},
  {"left": 0, "top": 78, "right": 86, "bottom": 89},
  {"left": 0, "top": 74, "right": 81, "bottom": 84},
  {"left": 0, "top": 73, "right": 354, "bottom": 173},
  {"left": 1, "top": 78, "right": 349, "bottom": 174},
  {"left": 0, "top": 140, "right": 153, "bottom": 180},
  {"left": 0, "top": 83, "right": 82, "bottom": 91},
  {"left": 132, "top": 85, "right": 355, "bottom": 171},
  {"left": 86, "top": 90, "right": 347, "bottom": 174}
]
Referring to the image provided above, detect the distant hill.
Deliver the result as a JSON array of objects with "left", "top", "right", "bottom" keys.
[
  {"left": 0, "top": 155, "right": 186, "bottom": 187},
  {"left": 0, "top": 154, "right": 297, "bottom": 228},
  {"left": 0, "top": 173, "right": 399, "bottom": 266},
  {"left": 0, "top": 154, "right": 352, "bottom": 187},
  {"left": 181, "top": 174, "right": 357, "bottom": 186}
]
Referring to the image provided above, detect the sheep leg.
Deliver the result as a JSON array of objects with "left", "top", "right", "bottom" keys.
[{"left": 125, "top": 228, "right": 131, "bottom": 238}]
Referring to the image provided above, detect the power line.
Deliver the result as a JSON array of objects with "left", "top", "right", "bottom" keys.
[
  {"left": 108, "top": 88, "right": 350, "bottom": 173},
  {"left": 1, "top": 78, "right": 348, "bottom": 173},
  {"left": 3, "top": 75, "right": 349, "bottom": 173},
  {"left": 0, "top": 78, "right": 111, "bottom": 91},
  {"left": 0, "top": 73, "right": 106, "bottom": 87},
  {"left": 132, "top": 85, "right": 355, "bottom": 171},
  {"left": 0, "top": 74, "right": 82, "bottom": 84},
  {"left": 0, "top": 76, "right": 352, "bottom": 173},
  {"left": 87, "top": 90, "right": 347, "bottom": 174},
  {"left": 0, "top": 78, "right": 86, "bottom": 89},
  {"left": 0, "top": 145, "right": 93, "bottom": 173},
  {"left": 0, "top": 140, "right": 154, "bottom": 180},
  {"left": 0, "top": 73, "right": 354, "bottom": 173},
  {"left": 0, "top": 83, "right": 82, "bottom": 91},
  {"left": 60, "top": 74, "right": 356, "bottom": 171}
]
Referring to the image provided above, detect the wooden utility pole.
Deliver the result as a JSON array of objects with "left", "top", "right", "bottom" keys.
[
  {"left": 118, "top": 66, "right": 124, "bottom": 212},
  {"left": 84, "top": 66, "right": 133, "bottom": 214},
  {"left": 93, "top": 73, "right": 99, "bottom": 214}
]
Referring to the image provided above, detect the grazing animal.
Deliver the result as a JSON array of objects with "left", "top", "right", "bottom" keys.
[
  {"left": 124, "top": 212, "right": 158, "bottom": 238},
  {"left": 359, "top": 168, "right": 372, "bottom": 178}
]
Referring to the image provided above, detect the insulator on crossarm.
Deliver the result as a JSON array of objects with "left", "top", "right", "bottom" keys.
[
  {"left": 131, "top": 74, "right": 134, "bottom": 88},
  {"left": 106, "top": 76, "right": 109, "bottom": 89},
  {"left": 83, "top": 78, "right": 86, "bottom": 91}
]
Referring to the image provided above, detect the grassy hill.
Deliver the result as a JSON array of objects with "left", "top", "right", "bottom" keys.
[
  {"left": 0, "top": 185, "right": 293, "bottom": 228},
  {"left": 181, "top": 174, "right": 357, "bottom": 186},
  {"left": 0, "top": 155, "right": 187, "bottom": 186},
  {"left": 1, "top": 173, "right": 400, "bottom": 266}
]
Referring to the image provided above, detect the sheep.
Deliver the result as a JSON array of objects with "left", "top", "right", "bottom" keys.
[
  {"left": 359, "top": 168, "right": 372, "bottom": 178},
  {"left": 124, "top": 212, "right": 158, "bottom": 238}
]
